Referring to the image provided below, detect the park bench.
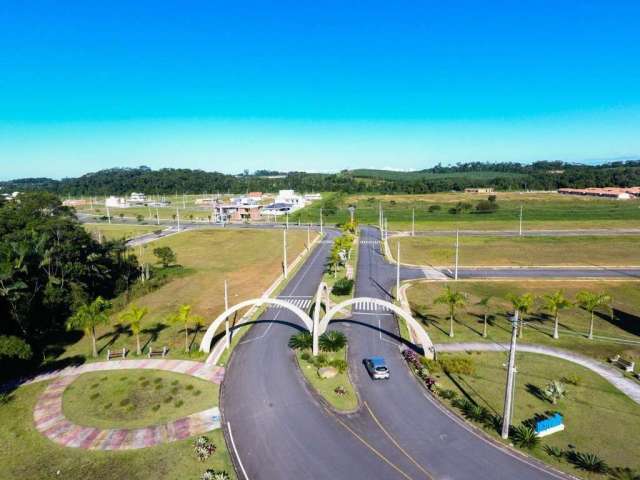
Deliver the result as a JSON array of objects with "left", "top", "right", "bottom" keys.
[
  {"left": 147, "top": 346, "right": 168, "bottom": 358},
  {"left": 609, "top": 354, "right": 635, "bottom": 373},
  {"left": 106, "top": 348, "right": 127, "bottom": 360}
]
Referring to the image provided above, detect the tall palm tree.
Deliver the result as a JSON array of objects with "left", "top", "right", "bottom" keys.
[
  {"left": 576, "top": 291, "right": 612, "bottom": 340},
  {"left": 543, "top": 291, "right": 572, "bottom": 340},
  {"left": 477, "top": 296, "right": 492, "bottom": 338},
  {"left": 168, "top": 304, "right": 205, "bottom": 353},
  {"left": 66, "top": 296, "right": 112, "bottom": 357},
  {"left": 508, "top": 293, "right": 534, "bottom": 338},
  {"left": 119, "top": 304, "right": 149, "bottom": 355},
  {"left": 434, "top": 285, "right": 467, "bottom": 338}
]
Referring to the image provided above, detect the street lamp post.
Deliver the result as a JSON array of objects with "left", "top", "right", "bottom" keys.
[
  {"left": 283, "top": 229, "right": 288, "bottom": 278},
  {"left": 319, "top": 208, "right": 323, "bottom": 235},
  {"left": 106, "top": 206, "right": 111, "bottom": 225},
  {"left": 224, "top": 280, "right": 230, "bottom": 349},
  {"left": 454, "top": 229, "right": 459, "bottom": 281},
  {"left": 412, "top": 208, "right": 415, "bottom": 237},
  {"left": 501, "top": 310, "right": 519, "bottom": 439},
  {"left": 519, "top": 205, "right": 523, "bottom": 237},
  {"left": 176, "top": 208, "right": 180, "bottom": 231},
  {"left": 396, "top": 241, "right": 400, "bottom": 299},
  {"left": 307, "top": 223, "right": 310, "bottom": 250}
]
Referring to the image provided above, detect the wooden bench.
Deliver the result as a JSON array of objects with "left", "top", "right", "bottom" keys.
[
  {"left": 147, "top": 346, "right": 168, "bottom": 358},
  {"left": 610, "top": 354, "right": 635, "bottom": 373},
  {"left": 106, "top": 348, "right": 127, "bottom": 360}
]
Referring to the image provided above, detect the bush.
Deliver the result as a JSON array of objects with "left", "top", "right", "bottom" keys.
[
  {"left": 194, "top": 436, "right": 216, "bottom": 462},
  {"left": 334, "top": 385, "right": 347, "bottom": 396},
  {"left": 288, "top": 332, "right": 313, "bottom": 350},
  {"left": 544, "top": 445, "right": 564, "bottom": 459},
  {"left": 329, "top": 359, "right": 348, "bottom": 373},
  {"left": 300, "top": 351, "right": 311, "bottom": 362},
  {"left": 428, "top": 205, "right": 441, "bottom": 212},
  {"left": 0, "top": 335, "right": 33, "bottom": 360},
  {"left": 562, "top": 373, "right": 582, "bottom": 386},
  {"left": 511, "top": 425, "right": 539, "bottom": 449},
  {"left": 313, "top": 354, "right": 328, "bottom": 367},
  {"left": 438, "top": 389, "right": 458, "bottom": 400},
  {"left": 332, "top": 277, "right": 354, "bottom": 296},
  {"left": 566, "top": 451, "right": 608, "bottom": 473},
  {"left": 475, "top": 200, "right": 499, "bottom": 213},
  {"left": 460, "top": 401, "right": 489, "bottom": 423},
  {"left": 153, "top": 246, "right": 177, "bottom": 267},
  {"left": 420, "top": 357, "right": 441, "bottom": 373},
  {"left": 201, "top": 470, "right": 230, "bottom": 480},
  {"left": 319, "top": 331, "right": 347, "bottom": 352},
  {"left": 609, "top": 467, "right": 640, "bottom": 480},
  {"left": 439, "top": 356, "right": 476, "bottom": 376}
]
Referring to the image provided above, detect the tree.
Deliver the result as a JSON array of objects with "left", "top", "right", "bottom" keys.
[
  {"left": 576, "top": 291, "right": 612, "bottom": 340},
  {"left": 508, "top": 293, "right": 534, "bottom": 338},
  {"left": 543, "top": 380, "right": 567, "bottom": 404},
  {"left": 119, "top": 304, "right": 148, "bottom": 355},
  {"left": 543, "top": 291, "right": 572, "bottom": 339},
  {"left": 319, "top": 330, "right": 347, "bottom": 352},
  {"left": 153, "top": 246, "right": 176, "bottom": 268},
  {"left": 66, "top": 296, "right": 112, "bottom": 357},
  {"left": 477, "top": 296, "right": 492, "bottom": 338},
  {"left": 434, "top": 285, "right": 467, "bottom": 338},
  {"left": 168, "top": 304, "right": 204, "bottom": 353},
  {"left": 0, "top": 335, "right": 32, "bottom": 360}
]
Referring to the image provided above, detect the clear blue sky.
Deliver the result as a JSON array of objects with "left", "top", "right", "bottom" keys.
[{"left": 1, "top": 1, "right": 639, "bottom": 179}]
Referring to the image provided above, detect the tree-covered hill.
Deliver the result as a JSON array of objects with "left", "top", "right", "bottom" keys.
[{"left": 3, "top": 160, "right": 640, "bottom": 195}]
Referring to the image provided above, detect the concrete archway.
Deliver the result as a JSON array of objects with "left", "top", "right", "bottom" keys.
[
  {"left": 199, "top": 298, "right": 314, "bottom": 353},
  {"left": 312, "top": 282, "right": 331, "bottom": 355},
  {"left": 320, "top": 297, "right": 435, "bottom": 358}
]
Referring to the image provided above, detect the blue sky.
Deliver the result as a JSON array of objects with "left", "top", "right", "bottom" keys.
[{"left": 1, "top": 1, "right": 639, "bottom": 179}]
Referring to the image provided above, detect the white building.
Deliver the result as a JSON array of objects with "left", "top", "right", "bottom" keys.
[
  {"left": 275, "top": 190, "right": 306, "bottom": 210},
  {"left": 105, "top": 196, "right": 128, "bottom": 208},
  {"left": 129, "top": 192, "right": 147, "bottom": 204}
]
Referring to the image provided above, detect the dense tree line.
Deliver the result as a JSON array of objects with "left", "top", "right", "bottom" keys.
[
  {"left": 2, "top": 161, "right": 640, "bottom": 196},
  {"left": 0, "top": 193, "right": 139, "bottom": 374}
]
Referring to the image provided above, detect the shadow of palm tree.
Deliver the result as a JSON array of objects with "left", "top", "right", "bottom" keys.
[
  {"left": 525, "top": 383, "right": 548, "bottom": 402},
  {"left": 98, "top": 324, "right": 132, "bottom": 354},
  {"left": 141, "top": 322, "right": 168, "bottom": 352},
  {"left": 602, "top": 308, "right": 640, "bottom": 337}
]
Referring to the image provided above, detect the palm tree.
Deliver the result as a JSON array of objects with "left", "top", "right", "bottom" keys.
[
  {"left": 543, "top": 380, "right": 567, "bottom": 404},
  {"left": 434, "top": 285, "right": 467, "bottom": 338},
  {"left": 543, "top": 291, "right": 572, "bottom": 340},
  {"left": 319, "top": 330, "right": 347, "bottom": 352},
  {"left": 168, "top": 304, "right": 204, "bottom": 353},
  {"left": 477, "top": 296, "right": 492, "bottom": 338},
  {"left": 576, "top": 291, "right": 612, "bottom": 340},
  {"left": 508, "top": 293, "right": 534, "bottom": 338},
  {"left": 66, "top": 296, "right": 112, "bottom": 357},
  {"left": 119, "top": 304, "right": 149, "bottom": 355}
]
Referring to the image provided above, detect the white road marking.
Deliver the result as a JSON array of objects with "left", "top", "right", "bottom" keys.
[
  {"left": 378, "top": 316, "right": 398, "bottom": 345},
  {"left": 239, "top": 310, "right": 280, "bottom": 345},
  {"left": 227, "top": 422, "right": 250, "bottom": 480}
]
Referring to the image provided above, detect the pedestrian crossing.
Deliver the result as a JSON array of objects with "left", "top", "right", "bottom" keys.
[
  {"left": 353, "top": 300, "right": 391, "bottom": 312},
  {"left": 359, "top": 240, "right": 380, "bottom": 245},
  {"left": 274, "top": 296, "right": 312, "bottom": 310}
]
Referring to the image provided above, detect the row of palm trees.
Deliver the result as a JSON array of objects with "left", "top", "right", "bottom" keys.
[
  {"left": 66, "top": 297, "right": 205, "bottom": 357},
  {"left": 433, "top": 286, "right": 612, "bottom": 340}
]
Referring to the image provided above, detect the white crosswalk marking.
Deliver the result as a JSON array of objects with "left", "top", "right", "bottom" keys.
[
  {"left": 274, "top": 297, "right": 312, "bottom": 310},
  {"left": 352, "top": 300, "right": 390, "bottom": 312},
  {"left": 359, "top": 240, "right": 379, "bottom": 245}
]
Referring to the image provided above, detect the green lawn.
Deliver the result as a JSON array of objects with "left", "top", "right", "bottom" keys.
[
  {"left": 0, "top": 381, "right": 235, "bottom": 480},
  {"left": 390, "top": 235, "right": 640, "bottom": 266},
  {"left": 63, "top": 370, "right": 218, "bottom": 429},
  {"left": 434, "top": 352, "right": 640, "bottom": 476},
  {"left": 61, "top": 228, "right": 311, "bottom": 363},
  {"left": 83, "top": 223, "right": 161, "bottom": 241},
  {"left": 406, "top": 280, "right": 640, "bottom": 362},
  {"left": 290, "top": 192, "right": 640, "bottom": 231},
  {"left": 295, "top": 347, "right": 358, "bottom": 411}
]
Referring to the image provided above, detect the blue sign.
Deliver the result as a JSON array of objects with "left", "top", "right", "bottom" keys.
[{"left": 535, "top": 413, "right": 563, "bottom": 433}]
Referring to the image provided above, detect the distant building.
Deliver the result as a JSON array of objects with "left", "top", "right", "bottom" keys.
[
  {"left": 558, "top": 187, "right": 640, "bottom": 200},
  {"left": 1, "top": 192, "right": 19, "bottom": 201},
  {"left": 464, "top": 188, "right": 494, "bottom": 194},
  {"left": 248, "top": 191, "right": 263, "bottom": 200},
  {"left": 262, "top": 203, "right": 295, "bottom": 216},
  {"left": 303, "top": 193, "right": 322, "bottom": 201},
  {"left": 62, "top": 198, "right": 91, "bottom": 207},
  {"left": 128, "top": 192, "right": 147, "bottom": 205},
  {"left": 215, "top": 204, "right": 263, "bottom": 222},
  {"left": 105, "top": 196, "right": 128, "bottom": 208}
]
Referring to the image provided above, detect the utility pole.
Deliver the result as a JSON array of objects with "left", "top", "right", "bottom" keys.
[
  {"left": 385, "top": 218, "right": 388, "bottom": 242},
  {"left": 379, "top": 202, "right": 382, "bottom": 231},
  {"left": 183, "top": 193, "right": 186, "bottom": 209},
  {"left": 286, "top": 213, "right": 289, "bottom": 229},
  {"left": 396, "top": 241, "right": 400, "bottom": 299},
  {"left": 501, "top": 310, "right": 519, "bottom": 439},
  {"left": 454, "top": 229, "right": 459, "bottom": 281},
  {"left": 224, "top": 279, "right": 230, "bottom": 349},
  {"left": 412, "top": 208, "right": 415, "bottom": 237},
  {"left": 307, "top": 223, "right": 311, "bottom": 250},
  {"left": 177, "top": 208, "right": 180, "bottom": 231},
  {"left": 155, "top": 203, "right": 160, "bottom": 225},
  {"left": 283, "top": 229, "right": 288, "bottom": 278},
  {"left": 106, "top": 206, "right": 111, "bottom": 224},
  {"left": 319, "top": 208, "right": 323, "bottom": 235},
  {"left": 519, "top": 205, "right": 523, "bottom": 237}
]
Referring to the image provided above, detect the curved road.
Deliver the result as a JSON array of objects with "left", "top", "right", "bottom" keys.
[{"left": 220, "top": 226, "right": 570, "bottom": 479}]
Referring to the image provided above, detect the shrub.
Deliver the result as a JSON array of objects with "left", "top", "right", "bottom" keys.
[
  {"left": 300, "top": 351, "right": 311, "bottom": 362},
  {"left": 511, "top": 425, "right": 540, "bottom": 449},
  {"left": 543, "top": 380, "right": 567, "bottom": 404},
  {"left": 609, "top": 467, "right": 640, "bottom": 480},
  {"left": 562, "top": 374, "right": 582, "bottom": 386},
  {"left": 438, "top": 389, "right": 457, "bottom": 400},
  {"left": 332, "top": 277, "right": 354, "bottom": 296},
  {"left": 201, "top": 471, "right": 230, "bottom": 480},
  {"left": 194, "top": 436, "right": 216, "bottom": 462},
  {"left": 424, "top": 377, "right": 437, "bottom": 391},
  {"left": 153, "top": 246, "right": 177, "bottom": 267},
  {"left": 313, "top": 354, "right": 328, "bottom": 367},
  {"left": 439, "top": 356, "right": 476, "bottom": 376},
  {"left": 462, "top": 402, "right": 489, "bottom": 423},
  {"left": 288, "top": 332, "right": 313, "bottom": 350},
  {"left": 0, "top": 335, "right": 33, "bottom": 360},
  {"left": 428, "top": 205, "right": 441, "bottom": 212},
  {"left": 330, "top": 359, "right": 348, "bottom": 373},
  {"left": 420, "top": 357, "right": 441, "bottom": 373},
  {"left": 402, "top": 349, "right": 422, "bottom": 370},
  {"left": 334, "top": 385, "right": 347, "bottom": 396},
  {"left": 543, "top": 445, "right": 564, "bottom": 459},
  {"left": 319, "top": 331, "right": 347, "bottom": 352},
  {"left": 566, "top": 451, "right": 608, "bottom": 473},
  {"left": 475, "top": 200, "right": 499, "bottom": 213}
]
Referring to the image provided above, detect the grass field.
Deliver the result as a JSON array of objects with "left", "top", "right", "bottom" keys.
[
  {"left": 389, "top": 235, "right": 640, "bottom": 266},
  {"left": 406, "top": 280, "right": 640, "bottom": 362},
  {"left": 0, "top": 381, "right": 235, "bottom": 480},
  {"left": 84, "top": 223, "right": 161, "bottom": 241},
  {"left": 62, "top": 228, "right": 312, "bottom": 362},
  {"left": 290, "top": 192, "right": 640, "bottom": 231},
  {"left": 434, "top": 352, "right": 640, "bottom": 476},
  {"left": 63, "top": 370, "right": 218, "bottom": 429},
  {"left": 295, "top": 347, "right": 358, "bottom": 411}
]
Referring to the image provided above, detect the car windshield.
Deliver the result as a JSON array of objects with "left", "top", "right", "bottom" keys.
[{"left": 375, "top": 366, "right": 388, "bottom": 372}]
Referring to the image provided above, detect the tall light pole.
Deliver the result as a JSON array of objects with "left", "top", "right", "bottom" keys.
[
  {"left": 286, "top": 213, "right": 289, "bottom": 229},
  {"left": 283, "top": 229, "right": 288, "bottom": 278},
  {"left": 307, "top": 223, "right": 311, "bottom": 250},
  {"left": 385, "top": 218, "right": 388, "bottom": 242},
  {"left": 176, "top": 208, "right": 180, "bottom": 231},
  {"left": 396, "top": 241, "right": 400, "bottom": 299},
  {"left": 501, "top": 310, "right": 519, "bottom": 439},
  {"left": 454, "top": 229, "right": 459, "bottom": 281},
  {"left": 519, "top": 205, "right": 523, "bottom": 237},
  {"left": 319, "top": 208, "right": 323, "bottom": 235},
  {"left": 224, "top": 279, "right": 230, "bottom": 349},
  {"left": 106, "top": 205, "right": 111, "bottom": 224},
  {"left": 412, "top": 208, "right": 415, "bottom": 237}
]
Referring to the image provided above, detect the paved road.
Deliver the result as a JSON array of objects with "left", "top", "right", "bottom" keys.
[
  {"left": 443, "top": 266, "right": 640, "bottom": 280},
  {"left": 401, "top": 228, "right": 640, "bottom": 237}
]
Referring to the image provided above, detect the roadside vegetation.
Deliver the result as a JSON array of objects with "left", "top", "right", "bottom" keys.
[
  {"left": 321, "top": 221, "right": 359, "bottom": 311},
  {"left": 411, "top": 351, "right": 640, "bottom": 478},
  {"left": 389, "top": 234, "right": 640, "bottom": 266},
  {"left": 83, "top": 223, "right": 161, "bottom": 241},
  {"left": 405, "top": 280, "right": 640, "bottom": 362},
  {"left": 289, "top": 330, "right": 358, "bottom": 411}
]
